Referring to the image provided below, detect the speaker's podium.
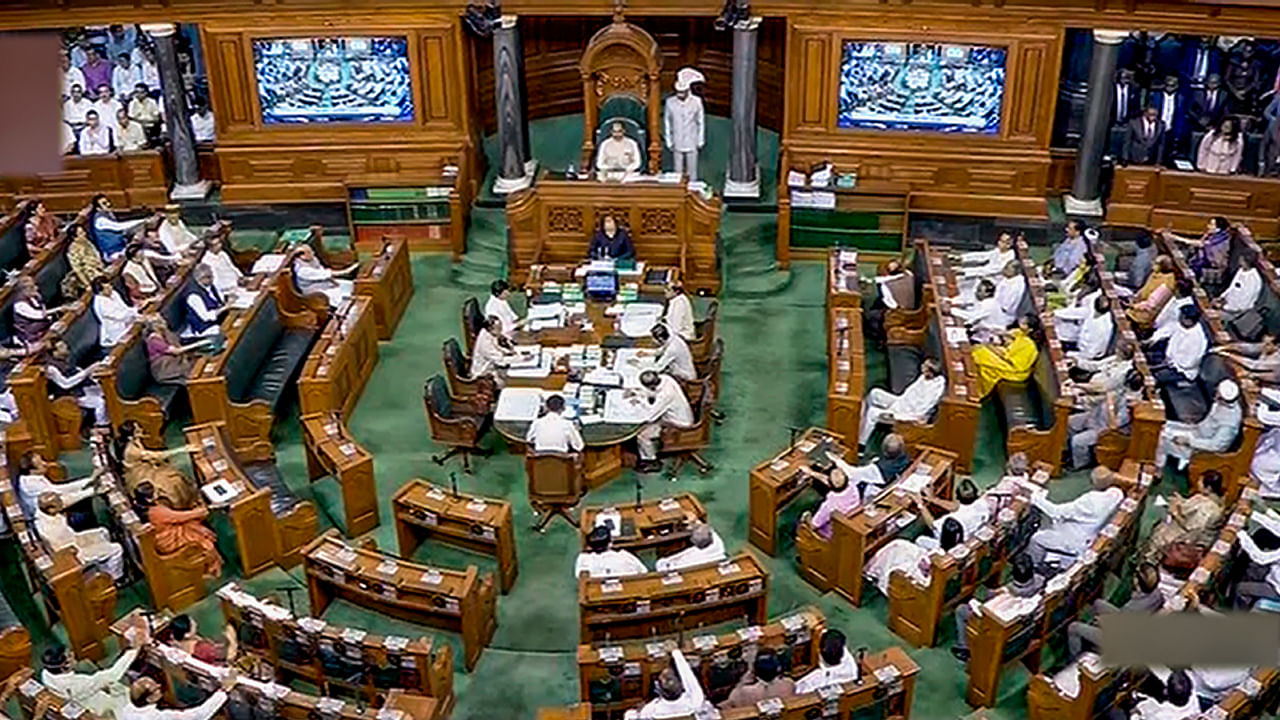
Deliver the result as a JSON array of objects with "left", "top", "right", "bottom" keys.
[{"left": 525, "top": 450, "right": 584, "bottom": 531}]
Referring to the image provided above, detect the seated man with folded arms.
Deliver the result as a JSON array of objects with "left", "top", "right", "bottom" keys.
[
  {"left": 794, "top": 630, "right": 860, "bottom": 693},
  {"left": 526, "top": 394, "right": 584, "bottom": 453},
  {"left": 201, "top": 231, "right": 245, "bottom": 300},
  {"left": 857, "top": 358, "right": 946, "bottom": 448},
  {"left": 42, "top": 639, "right": 140, "bottom": 716},
  {"left": 1145, "top": 305, "right": 1208, "bottom": 389},
  {"left": 1066, "top": 562, "right": 1163, "bottom": 658},
  {"left": 1027, "top": 467, "right": 1124, "bottom": 572},
  {"left": 951, "top": 553, "right": 1046, "bottom": 662},
  {"left": 654, "top": 522, "right": 726, "bottom": 572},
  {"left": 633, "top": 324, "right": 696, "bottom": 382},
  {"left": 1233, "top": 506, "right": 1280, "bottom": 608},
  {"left": 721, "top": 648, "right": 795, "bottom": 709},
  {"left": 575, "top": 525, "right": 648, "bottom": 579},
  {"left": 631, "top": 370, "right": 694, "bottom": 474},
  {"left": 158, "top": 204, "right": 200, "bottom": 256},
  {"left": 626, "top": 648, "right": 711, "bottom": 719},
  {"left": 1068, "top": 369, "right": 1145, "bottom": 470},
  {"left": 1066, "top": 294, "right": 1115, "bottom": 371},
  {"left": 35, "top": 492, "right": 125, "bottom": 581},
  {"left": 1153, "top": 379, "right": 1242, "bottom": 470}
]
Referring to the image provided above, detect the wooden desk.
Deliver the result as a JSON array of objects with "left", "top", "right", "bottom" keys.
[
  {"left": 303, "top": 530, "right": 498, "bottom": 671},
  {"left": 299, "top": 296, "right": 379, "bottom": 419},
  {"left": 796, "top": 446, "right": 957, "bottom": 605},
  {"left": 578, "top": 552, "right": 768, "bottom": 642},
  {"left": 827, "top": 247, "right": 863, "bottom": 311},
  {"left": 1, "top": 484, "right": 113, "bottom": 662},
  {"left": 13, "top": 668, "right": 112, "bottom": 720},
  {"left": 1109, "top": 166, "right": 1280, "bottom": 237},
  {"left": 546, "top": 646, "right": 919, "bottom": 720},
  {"left": 747, "top": 427, "right": 852, "bottom": 556},
  {"left": 506, "top": 179, "right": 722, "bottom": 294},
  {"left": 300, "top": 412, "right": 379, "bottom": 538},
  {"left": 827, "top": 307, "right": 865, "bottom": 443},
  {"left": 578, "top": 493, "right": 706, "bottom": 558},
  {"left": 216, "top": 583, "right": 454, "bottom": 713},
  {"left": 576, "top": 606, "right": 824, "bottom": 714},
  {"left": 392, "top": 478, "right": 518, "bottom": 594},
  {"left": 355, "top": 236, "right": 414, "bottom": 340},
  {"left": 1011, "top": 238, "right": 1074, "bottom": 476},
  {"left": 965, "top": 462, "right": 1153, "bottom": 707},
  {"left": 185, "top": 421, "right": 319, "bottom": 576}
]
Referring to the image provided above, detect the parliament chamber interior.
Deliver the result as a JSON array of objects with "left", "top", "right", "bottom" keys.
[{"left": 4, "top": 0, "right": 1280, "bottom": 719}]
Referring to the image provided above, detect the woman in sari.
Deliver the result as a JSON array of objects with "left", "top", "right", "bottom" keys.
[
  {"left": 115, "top": 419, "right": 198, "bottom": 509},
  {"left": 143, "top": 313, "right": 210, "bottom": 384},
  {"left": 1144, "top": 471, "right": 1225, "bottom": 567},
  {"left": 61, "top": 224, "right": 106, "bottom": 300},
  {"left": 972, "top": 314, "right": 1045, "bottom": 398},
  {"left": 1125, "top": 255, "right": 1177, "bottom": 327},
  {"left": 24, "top": 200, "right": 59, "bottom": 257},
  {"left": 132, "top": 481, "right": 221, "bottom": 579}
]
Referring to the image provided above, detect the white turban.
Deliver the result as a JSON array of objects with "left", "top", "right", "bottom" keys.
[
  {"left": 675, "top": 67, "right": 705, "bottom": 92},
  {"left": 1219, "top": 379, "right": 1240, "bottom": 402}
]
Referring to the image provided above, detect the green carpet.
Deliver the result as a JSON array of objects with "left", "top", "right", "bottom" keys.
[{"left": 7, "top": 245, "right": 1211, "bottom": 720}]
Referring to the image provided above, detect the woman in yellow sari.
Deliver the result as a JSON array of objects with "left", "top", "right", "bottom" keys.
[{"left": 973, "top": 314, "right": 1044, "bottom": 398}]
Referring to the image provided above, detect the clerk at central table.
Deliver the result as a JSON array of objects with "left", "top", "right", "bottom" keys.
[{"left": 588, "top": 214, "right": 636, "bottom": 261}]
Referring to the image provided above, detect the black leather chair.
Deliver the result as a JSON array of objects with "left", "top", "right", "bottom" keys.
[
  {"left": 424, "top": 375, "right": 491, "bottom": 473},
  {"left": 442, "top": 338, "right": 495, "bottom": 403},
  {"left": 0, "top": 205, "right": 30, "bottom": 275},
  {"left": 461, "top": 297, "right": 485, "bottom": 358}
]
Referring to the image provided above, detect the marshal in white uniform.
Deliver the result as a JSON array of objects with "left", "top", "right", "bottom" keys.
[{"left": 663, "top": 67, "right": 706, "bottom": 182}]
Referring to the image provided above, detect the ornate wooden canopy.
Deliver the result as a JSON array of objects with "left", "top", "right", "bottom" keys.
[{"left": 579, "top": 15, "right": 664, "bottom": 173}]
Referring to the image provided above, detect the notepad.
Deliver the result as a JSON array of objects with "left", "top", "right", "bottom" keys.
[{"left": 495, "top": 387, "right": 543, "bottom": 422}]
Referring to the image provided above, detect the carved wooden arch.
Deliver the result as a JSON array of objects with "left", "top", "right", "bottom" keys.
[{"left": 579, "top": 17, "right": 663, "bottom": 173}]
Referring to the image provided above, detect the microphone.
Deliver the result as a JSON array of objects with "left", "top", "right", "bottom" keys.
[
  {"left": 450, "top": 472, "right": 460, "bottom": 498},
  {"left": 788, "top": 426, "right": 804, "bottom": 453},
  {"left": 276, "top": 586, "right": 300, "bottom": 616}
]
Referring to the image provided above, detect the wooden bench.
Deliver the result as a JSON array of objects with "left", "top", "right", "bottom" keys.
[
  {"left": 0, "top": 480, "right": 113, "bottom": 663},
  {"left": 886, "top": 248, "right": 981, "bottom": 470},
  {"left": 542, "top": 646, "right": 920, "bottom": 720},
  {"left": 795, "top": 445, "right": 956, "bottom": 605},
  {"left": 303, "top": 529, "right": 498, "bottom": 672},
  {"left": 301, "top": 411, "right": 379, "bottom": 538},
  {"left": 298, "top": 295, "right": 379, "bottom": 419},
  {"left": 392, "top": 478, "right": 518, "bottom": 594},
  {"left": 887, "top": 492, "right": 1036, "bottom": 647},
  {"left": 576, "top": 607, "right": 824, "bottom": 714},
  {"left": 217, "top": 582, "right": 454, "bottom": 713},
  {"left": 747, "top": 427, "right": 854, "bottom": 556},
  {"left": 185, "top": 420, "right": 318, "bottom": 576},
  {"left": 827, "top": 306, "right": 865, "bottom": 443},
  {"left": 188, "top": 279, "right": 322, "bottom": 455},
  {"left": 13, "top": 668, "right": 112, "bottom": 720},
  {"left": 94, "top": 433, "right": 209, "bottom": 612},
  {"left": 579, "top": 493, "right": 706, "bottom": 559},
  {"left": 0, "top": 201, "right": 32, "bottom": 276},
  {"left": 578, "top": 552, "right": 768, "bottom": 643},
  {"left": 3, "top": 151, "right": 168, "bottom": 212},
  {"left": 964, "top": 462, "right": 1154, "bottom": 707}
]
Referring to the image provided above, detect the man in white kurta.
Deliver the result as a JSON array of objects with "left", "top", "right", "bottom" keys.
[
  {"left": 1234, "top": 507, "right": 1280, "bottom": 607},
  {"left": 993, "top": 263, "right": 1027, "bottom": 324},
  {"left": 951, "top": 280, "right": 1008, "bottom": 338},
  {"left": 35, "top": 494, "right": 125, "bottom": 580},
  {"left": 596, "top": 122, "right": 642, "bottom": 181},
  {"left": 470, "top": 319, "right": 517, "bottom": 381},
  {"left": 645, "top": 324, "right": 696, "bottom": 381},
  {"left": 42, "top": 643, "right": 138, "bottom": 716},
  {"left": 663, "top": 285, "right": 695, "bottom": 340},
  {"left": 794, "top": 631, "right": 860, "bottom": 693},
  {"left": 955, "top": 233, "right": 1016, "bottom": 282},
  {"left": 858, "top": 359, "right": 946, "bottom": 446},
  {"left": 1067, "top": 294, "right": 1115, "bottom": 370},
  {"left": 293, "top": 245, "right": 355, "bottom": 307},
  {"left": 526, "top": 394, "right": 584, "bottom": 453},
  {"left": 1054, "top": 287, "right": 1102, "bottom": 344},
  {"left": 629, "top": 648, "right": 711, "bottom": 720},
  {"left": 654, "top": 523, "right": 725, "bottom": 572},
  {"left": 1154, "top": 379, "right": 1242, "bottom": 469},
  {"left": 1027, "top": 467, "right": 1124, "bottom": 569},
  {"left": 1218, "top": 261, "right": 1262, "bottom": 315},
  {"left": 1148, "top": 305, "right": 1208, "bottom": 386},
  {"left": 159, "top": 205, "right": 199, "bottom": 255},
  {"left": 1251, "top": 428, "right": 1280, "bottom": 498},
  {"left": 202, "top": 233, "right": 244, "bottom": 298},
  {"left": 78, "top": 111, "right": 114, "bottom": 155},
  {"left": 663, "top": 67, "right": 706, "bottom": 182},
  {"left": 633, "top": 370, "right": 694, "bottom": 468},
  {"left": 16, "top": 455, "right": 100, "bottom": 518},
  {"left": 576, "top": 525, "right": 648, "bottom": 578},
  {"left": 485, "top": 280, "right": 522, "bottom": 338}
]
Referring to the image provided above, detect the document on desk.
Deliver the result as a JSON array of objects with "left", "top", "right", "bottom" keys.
[
  {"left": 603, "top": 389, "right": 653, "bottom": 424},
  {"left": 612, "top": 348, "right": 654, "bottom": 387},
  {"left": 495, "top": 388, "right": 543, "bottom": 422},
  {"left": 619, "top": 303, "right": 665, "bottom": 337},
  {"left": 945, "top": 326, "right": 969, "bottom": 346},
  {"left": 505, "top": 346, "right": 544, "bottom": 369},
  {"left": 230, "top": 291, "right": 260, "bottom": 310},
  {"left": 250, "top": 253, "right": 286, "bottom": 275},
  {"left": 898, "top": 471, "right": 934, "bottom": 494},
  {"left": 528, "top": 303, "right": 564, "bottom": 321}
]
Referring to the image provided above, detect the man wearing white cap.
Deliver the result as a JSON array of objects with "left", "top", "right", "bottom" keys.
[
  {"left": 664, "top": 67, "right": 705, "bottom": 182},
  {"left": 1154, "top": 379, "right": 1243, "bottom": 469}
]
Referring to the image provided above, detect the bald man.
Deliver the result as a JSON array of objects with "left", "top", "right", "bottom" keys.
[
  {"left": 1027, "top": 467, "right": 1124, "bottom": 572},
  {"left": 654, "top": 522, "right": 726, "bottom": 572}
]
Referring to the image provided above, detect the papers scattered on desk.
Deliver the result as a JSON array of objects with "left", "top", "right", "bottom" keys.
[
  {"left": 791, "top": 190, "right": 837, "bottom": 210},
  {"left": 898, "top": 471, "right": 933, "bottom": 494},
  {"left": 297, "top": 617, "right": 326, "bottom": 634},
  {"left": 718, "top": 561, "right": 741, "bottom": 576},
  {"left": 579, "top": 413, "right": 605, "bottom": 425},
  {"left": 495, "top": 387, "right": 544, "bottom": 422},
  {"left": 604, "top": 389, "right": 652, "bottom": 424},
  {"left": 619, "top": 303, "right": 665, "bottom": 337},
  {"left": 613, "top": 347, "right": 654, "bottom": 386},
  {"left": 341, "top": 628, "right": 367, "bottom": 644},
  {"left": 528, "top": 303, "right": 564, "bottom": 320},
  {"left": 583, "top": 368, "right": 623, "bottom": 387},
  {"left": 250, "top": 253, "right": 286, "bottom": 274},
  {"left": 506, "top": 346, "right": 544, "bottom": 369},
  {"left": 986, "top": 591, "right": 1043, "bottom": 622},
  {"left": 506, "top": 350, "right": 553, "bottom": 378},
  {"left": 657, "top": 172, "right": 684, "bottom": 184},
  {"left": 202, "top": 479, "right": 239, "bottom": 505}
]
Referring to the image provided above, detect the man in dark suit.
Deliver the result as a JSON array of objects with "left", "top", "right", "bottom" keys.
[
  {"left": 1183, "top": 36, "right": 1224, "bottom": 88},
  {"left": 1260, "top": 113, "right": 1280, "bottom": 176},
  {"left": 1124, "top": 106, "right": 1165, "bottom": 166},
  {"left": 1192, "top": 73, "right": 1231, "bottom": 131},
  {"left": 1113, "top": 68, "right": 1143, "bottom": 126},
  {"left": 1148, "top": 74, "right": 1191, "bottom": 159}
]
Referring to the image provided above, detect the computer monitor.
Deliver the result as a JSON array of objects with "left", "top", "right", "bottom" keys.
[{"left": 585, "top": 271, "right": 619, "bottom": 301}]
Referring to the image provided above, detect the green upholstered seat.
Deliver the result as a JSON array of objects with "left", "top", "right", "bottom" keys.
[
  {"left": 597, "top": 94, "right": 648, "bottom": 158},
  {"left": 224, "top": 295, "right": 316, "bottom": 411},
  {"left": 0, "top": 207, "right": 30, "bottom": 274},
  {"left": 114, "top": 334, "right": 183, "bottom": 415}
]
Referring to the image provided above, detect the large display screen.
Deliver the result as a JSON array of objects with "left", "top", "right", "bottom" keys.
[
  {"left": 253, "top": 36, "right": 413, "bottom": 125},
  {"left": 837, "top": 41, "right": 1007, "bottom": 135}
]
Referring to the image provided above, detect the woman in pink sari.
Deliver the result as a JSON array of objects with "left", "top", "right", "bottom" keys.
[{"left": 132, "top": 481, "right": 222, "bottom": 579}]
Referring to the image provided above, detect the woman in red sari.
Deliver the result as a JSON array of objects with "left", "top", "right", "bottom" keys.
[{"left": 132, "top": 481, "right": 222, "bottom": 579}]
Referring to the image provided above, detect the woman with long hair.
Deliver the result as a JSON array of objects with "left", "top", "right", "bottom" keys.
[
  {"left": 132, "top": 481, "right": 222, "bottom": 579},
  {"left": 24, "top": 199, "right": 59, "bottom": 258},
  {"left": 62, "top": 224, "right": 107, "bottom": 300},
  {"left": 972, "top": 314, "right": 1046, "bottom": 398},
  {"left": 116, "top": 419, "right": 198, "bottom": 509},
  {"left": 1197, "top": 117, "right": 1243, "bottom": 175}
]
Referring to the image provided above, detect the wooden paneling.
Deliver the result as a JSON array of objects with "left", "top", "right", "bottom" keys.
[
  {"left": 1109, "top": 166, "right": 1280, "bottom": 236},
  {"left": 0, "top": 152, "right": 169, "bottom": 212},
  {"left": 471, "top": 16, "right": 786, "bottom": 135},
  {"left": 797, "top": 34, "right": 830, "bottom": 130}
]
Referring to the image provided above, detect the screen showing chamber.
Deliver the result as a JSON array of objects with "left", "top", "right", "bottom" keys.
[
  {"left": 837, "top": 41, "right": 1007, "bottom": 134},
  {"left": 253, "top": 36, "right": 413, "bottom": 125}
]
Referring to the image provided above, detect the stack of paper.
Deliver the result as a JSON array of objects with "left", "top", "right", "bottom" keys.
[
  {"left": 603, "top": 389, "right": 653, "bottom": 424},
  {"left": 494, "top": 388, "right": 543, "bottom": 422},
  {"left": 619, "top": 303, "right": 664, "bottom": 337}
]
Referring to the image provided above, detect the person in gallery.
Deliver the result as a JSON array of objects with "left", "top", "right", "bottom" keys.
[
  {"left": 588, "top": 213, "right": 636, "bottom": 261},
  {"left": 664, "top": 67, "right": 706, "bottom": 182},
  {"left": 596, "top": 121, "right": 642, "bottom": 181}
]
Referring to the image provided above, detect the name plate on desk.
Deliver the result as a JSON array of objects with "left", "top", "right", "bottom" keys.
[
  {"left": 658, "top": 497, "right": 681, "bottom": 513},
  {"left": 601, "top": 579, "right": 623, "bottom": 594},
  {"left": 718, "top": 562, "right": 741, "bottom": 576},
  {"left": 661, "top": 572, "right": 683, "bottom": 586},
  {"left": 466, "top": 499, "right": 488, "bottom": 514},
  {"left": 376, "top": 560, "right": 398, "bottom": 576},
  {"left": 421, "top": 570, "right": 443, "bottom": 585}
]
